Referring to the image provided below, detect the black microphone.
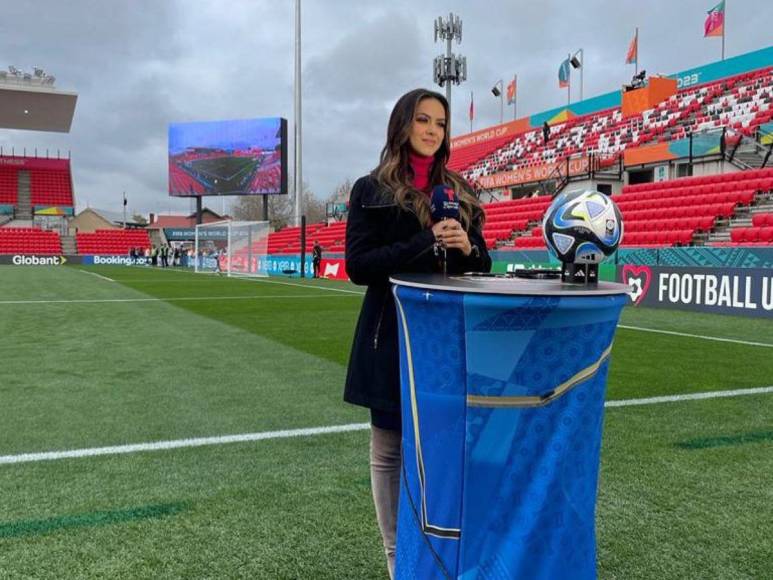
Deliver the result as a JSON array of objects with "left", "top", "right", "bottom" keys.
[
  {"left": 429, "top": 185, "right": 460, "bottom": 275},
  {"left": 430, "top": 184, "right": 460, "bottom": 222}
]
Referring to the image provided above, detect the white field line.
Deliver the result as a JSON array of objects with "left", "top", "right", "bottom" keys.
[
  {"left": 78, "top": 269, "right": 114, "bottom": 282},
  {"left": 1, "top": 386, "right": 771, "bottom": 466},
  {"left": 0, "top": 423, "right": 371, "bottom": 466},
  {"left": 99, "top": 266, "right": 366, "bottom": 294},
  {"left": 242, "top": 277, "right": 366, "bottom": 295},
  {"left": 618, "top": 324, "right": 773, "bottom": 348},
  {"left": 0, "top": 294, "right": 361, "bottom": 305},
  {"left": 9, "top": 268, "right": 773, "bottom": 346},
  {"left": 604, "top": 385, "right": 773, "bottom": 407}
]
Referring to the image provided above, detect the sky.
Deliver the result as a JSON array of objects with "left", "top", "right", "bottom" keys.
[{"left": 0, "top": 0, "right": 769, "bottom": 218}]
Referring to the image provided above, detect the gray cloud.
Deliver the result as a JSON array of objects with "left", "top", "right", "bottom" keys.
[{"left": 0, "top": 0, "right": 769, "bottom": 216}]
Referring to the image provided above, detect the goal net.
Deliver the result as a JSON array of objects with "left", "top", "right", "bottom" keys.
[{"left": 194, "top": 220, "right": 269, "bottom": 277}]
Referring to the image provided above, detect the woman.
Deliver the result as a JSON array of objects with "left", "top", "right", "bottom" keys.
[{"left": 344, "top": 88, "right": 491, "bottom": 578}]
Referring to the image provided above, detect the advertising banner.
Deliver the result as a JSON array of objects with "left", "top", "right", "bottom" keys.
[
  {"left": 619, "top": 265, "right": 773, "bottom": 318},
  {"left": 319, "top": 258, "right": 348, "bottom": 280},
  {"left": 261, "top": 255, "right": 312, "bottom": 277},
  {"left": 0, "top": 157, "right": 70, "bottom": 170},
  {"left": 34, "top": 206, "right": 74, "bottom": 216},
  {"left": 477, "top": 157, "right": 590, "bottom": 189},
  {"left": 82, "top": 255, "right": 148, "bottom": 266},
  {"left": 0, "top": 255, "right": 70, "bottom": 266},
  {"left": 450, "top": 118, "right": 532, "bottom": 149},
  {"left": 164, "top": 227, "right": 227, "bottom": 241},
  {"left": 624, "top": 131, "right": 722, "bottom": 166}
]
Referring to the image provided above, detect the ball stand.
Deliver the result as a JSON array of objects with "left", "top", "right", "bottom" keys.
[{"left": 561, "top": 262, "right": 599, "bottom": 285}]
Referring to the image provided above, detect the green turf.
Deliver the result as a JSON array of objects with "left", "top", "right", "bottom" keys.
[{"left": 0, "top": 264, "right": 771, "bottom": 579}]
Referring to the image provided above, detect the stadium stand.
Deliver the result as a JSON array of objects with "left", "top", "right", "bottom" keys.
[
  {"left": 478, "top": 167, "right": 773, "bottom": 249},
  {"left": 443, "top": 63, "right": 773, "bottom": 251},
  {"left": 0, "top": 226, "right": 61, "bottom": 255},
  {"left": 267, "top": 221, "right": 348, "bottom": 255},
  {"left": 3, "top": 61, "right": 768, "bottom": 258},
  {"left": 75, "top": 229, "right": 151, "bottom": 255},
  {"left": 452, "top": 66, "right": 772, "bottom": 183},
  {"left": 448, "top": 134, "right": 516, "bottom": 173},
  {"left": 0, "top": 166, "right": 18, "bottom": 205},
  {"left": 30, "top": 165, "right": 74, "bottom": 206},
  {"left": 265, "top": 166, "right": 772, "bottom": 254},
  {"left": 482, "top": 196, "right": 552, "bottom": 249},
  {"left": 0, "top": 156, "right": 74, "bottom": 210}
]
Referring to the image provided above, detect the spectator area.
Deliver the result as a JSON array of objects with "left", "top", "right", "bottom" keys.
[
  {"left": 0, "top": 227, "right": 61, "bottom": 255},
  {"left": 76, "top": 229, "right": 151, "bottom": 255},
  {"left": 449, "top": 67, "right": 772, "bottom": 183}
]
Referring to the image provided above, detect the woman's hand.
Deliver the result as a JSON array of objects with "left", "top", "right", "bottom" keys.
[{"left": 431, "top": 219, "right": 472, "bottom": 256}]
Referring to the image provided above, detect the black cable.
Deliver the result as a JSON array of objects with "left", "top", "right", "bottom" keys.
[{"left": 400, "top": 453, "right": 453, "bottom": 580}]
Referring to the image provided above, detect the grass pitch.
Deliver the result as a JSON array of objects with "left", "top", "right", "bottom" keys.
[{"left": 0, "top": 265, "right": 770, "bottom": 579}]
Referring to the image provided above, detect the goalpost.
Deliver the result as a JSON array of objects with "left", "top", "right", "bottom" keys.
[{"left": 193, "top": 220, "right": 269, "bottom": 277}]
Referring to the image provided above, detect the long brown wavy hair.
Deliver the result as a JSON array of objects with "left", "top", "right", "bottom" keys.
[{"left": 372, "top": 88, "right": 484, "bottom": 230}]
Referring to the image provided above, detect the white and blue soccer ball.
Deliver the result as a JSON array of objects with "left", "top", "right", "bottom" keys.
[{"left": 542, "top": 189, "right": 623, "bottom": 264}]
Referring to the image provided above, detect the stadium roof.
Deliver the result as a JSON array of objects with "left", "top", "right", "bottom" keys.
[{"left": 0, "top": 83, "right": 77, "bottom": 132}]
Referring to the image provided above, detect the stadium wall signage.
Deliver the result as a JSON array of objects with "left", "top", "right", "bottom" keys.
[
  {"left": 182, "top": 254, "right": 314, "bottom": 277},
  {"left": 3, "top": 255, "right": 68, "bottom": 266},
  {"left": 0, "top": 157, "right": 70, "bottom": 170},
  {"left": 450, "top": 119, "right": 532, "bottom": 149},
  {"left": 616, "top": 246, "right": 773, "bottom": 268},
  {"left": 0, "top": 255, "right": 154, "bottom": 266},
  {"left": 83, "top": 255, "right": 148, "bottom": 266},
  {"left": 620, "top": 265, "right": 773, "bottom": 318},
  {"left": 761, "top": 122, "right": 773, "bottom": 146},
  {"left": 624, "top": 131, "right": 722, "bottom": 166},
  {"left": 492, "top": 246, "right": 773, "bottom": 269},
  {"left": 477, "top": 157, "right": 590, "bottom": 189},
  {"left": 34, "top": 206, "right": 74, "bottom": 216},
  {"left": 319, "top": 258, "right": 348, "bottom": 280},
  {"left": 258, "top": 255, "right": 313, "bottom": 277},
  {"left": 164, "top": 227, "right": 227, "bottom": 241}
]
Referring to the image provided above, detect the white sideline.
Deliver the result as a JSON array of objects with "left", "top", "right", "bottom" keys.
[
  {"left": 1, "top": 386, "right": 771, "bottom": 466},
  {"left": 618, "top": 325, "right": 773, "bottom": 348},
  {"left": 0, "top": 294, "right": 360, "bottom": 305},
  {"left": 140, "top": 266, "right": 366, "bottom": 295},
  {"left": 0, "top": 423, "right": 371, "bottom": 466},
  {"left": 78, "top": 269, "right": 115, "bottom": 282},
  {"left": 243, "top": 277, "right": 366, "bottom": 295},
  {"left": 604, "top": 385, "right": 773, "bottom": 407}
]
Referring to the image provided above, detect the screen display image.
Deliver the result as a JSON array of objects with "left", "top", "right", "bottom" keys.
[{"left": 168, "top": 117, "right": 287, "bottom": 196}]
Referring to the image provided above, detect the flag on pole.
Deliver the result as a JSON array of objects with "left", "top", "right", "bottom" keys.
[
  {"left": 704, "top": 1, "right": 725, "bottom": 37},
  {"left": 626, "top": 31, "right": 638, "bottom": 64},
  {"left": 506, "top": 79, "right": 516, "bottom": 105},
  {"left": 558, "top": 58, "right": 570, "bottom": 88},
  {"left": 469, "top": 91, "right": 474, "bottom": 121}
]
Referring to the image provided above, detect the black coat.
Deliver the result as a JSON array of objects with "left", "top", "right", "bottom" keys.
[{"left": 343, "top": 175, "right": 492, "bottom": 413}]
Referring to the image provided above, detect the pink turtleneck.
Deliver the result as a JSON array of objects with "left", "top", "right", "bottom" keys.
[{"left": 409, "top": 151, "right": 434, "bottom": 193}]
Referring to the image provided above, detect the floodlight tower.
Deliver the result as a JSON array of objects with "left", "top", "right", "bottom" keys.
[
  {"left": 433, "top": 13, "right": 467, "bottom": 115},
  {"left": 293, "top": 0, "right": 302, "bottom": 228}
]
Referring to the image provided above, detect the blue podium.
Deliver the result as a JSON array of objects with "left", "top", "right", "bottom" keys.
[{"left": 390, "top": 274, "right": 629, "bottom": 580}]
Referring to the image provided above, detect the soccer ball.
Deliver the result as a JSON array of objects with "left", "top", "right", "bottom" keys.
[{"left": 542, "top": 189, "right": 623, "bottom": 264}]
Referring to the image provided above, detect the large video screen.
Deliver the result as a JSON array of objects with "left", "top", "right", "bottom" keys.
[{"left": 168, "top": 117, "right": 287, "bottom": 197}]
